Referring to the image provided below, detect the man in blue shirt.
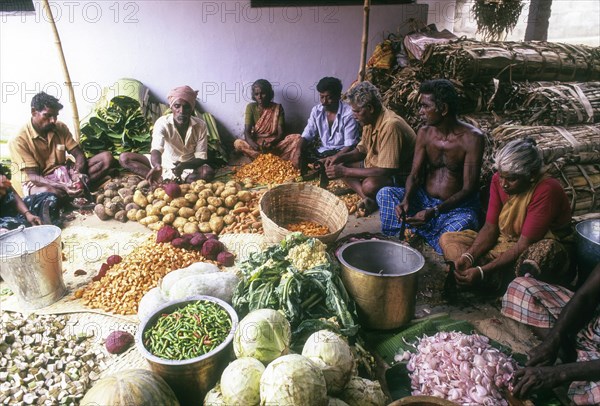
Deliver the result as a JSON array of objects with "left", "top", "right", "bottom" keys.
[{"left": 299, "top": 77, "right": 359, "bottom": 178}]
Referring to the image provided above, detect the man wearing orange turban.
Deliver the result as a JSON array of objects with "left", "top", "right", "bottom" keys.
[{"left": 119, "top": 85, "right": 214, "bottom": 184}]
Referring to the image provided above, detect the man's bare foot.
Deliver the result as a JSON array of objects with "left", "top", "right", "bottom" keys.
[{"left": 356, "top": 197, "right": 378, "bottom": 217}]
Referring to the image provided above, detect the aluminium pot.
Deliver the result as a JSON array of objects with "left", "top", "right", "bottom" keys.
[
  {"left": 0, "top": 225, "right": 66, "bottom": 309},
  {"left": 337, "top": 240, "right": 425, "bottom": 330},
  {"left": 575, "top": 219, "right": 600, "bottom": 283}
]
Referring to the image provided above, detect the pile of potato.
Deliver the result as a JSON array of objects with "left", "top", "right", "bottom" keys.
[
  {"left": 94, "top": 176, "right": 263, "bottom": 235},
  {"left": 93, "top": 175, "right": 148, "bottom": 222}
]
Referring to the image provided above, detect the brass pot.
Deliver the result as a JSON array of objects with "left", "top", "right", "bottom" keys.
[
  {"left": 337, "top": 240, "right": 424, "bottom": 330},
  {"left": 135, "top": 296, "right": 238, "bottom": 406}
]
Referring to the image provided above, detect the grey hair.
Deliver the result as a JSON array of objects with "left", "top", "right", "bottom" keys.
[
  {"left": 344, "top": 81, "right": 382, "bottom": 109},
  {"left": 494, "top": 138, "right": 543, "bottom": 177}
]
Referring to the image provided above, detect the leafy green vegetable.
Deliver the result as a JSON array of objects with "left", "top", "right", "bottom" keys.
[
  {"left": 232, "top": 233, "right": 359, "bottom": 341},
  {"left": 81, "top": 95, "right": 152, "bottom": 156}
]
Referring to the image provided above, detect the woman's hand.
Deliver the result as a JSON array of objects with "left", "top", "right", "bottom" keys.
[
  {"left": 454, "top": 266, "right": 481, "bottom": 287},
  {"left": 454, "top": 255, "right": 472, "bottom": 273}
]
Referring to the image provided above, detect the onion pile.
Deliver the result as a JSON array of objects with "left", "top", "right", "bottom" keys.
[{"left": 405, "top": 331, "right": 516, "bottom": 405}]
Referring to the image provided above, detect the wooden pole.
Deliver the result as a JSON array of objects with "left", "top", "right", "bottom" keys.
[
  {"left": 40, "top": 0, "right": 81, "bottom": 141},
  {"left": 525, "top": 0, "right": 553, "bottom": 41},
  {"left": 358, "top": 0, "right": 371, "bottom": 82}
]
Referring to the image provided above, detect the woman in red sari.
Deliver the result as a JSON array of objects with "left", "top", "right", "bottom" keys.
[{"left": 233, "top": 79, "right": 301, "bottom": 167}]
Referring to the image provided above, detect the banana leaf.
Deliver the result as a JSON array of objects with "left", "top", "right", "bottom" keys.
[{"left": 81, "top": 95, "right": 152, "bottom": 157}]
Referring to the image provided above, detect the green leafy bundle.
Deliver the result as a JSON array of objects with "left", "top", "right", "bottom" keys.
[
  {"left": 233, "top": 233, "right": 359, "bottom": 341},
  {"left": 80, "top": 96, "right": 152, "bottom": 157}
]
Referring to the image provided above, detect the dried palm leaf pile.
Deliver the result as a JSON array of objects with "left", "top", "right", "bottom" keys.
[
  {"left": 369, "top": 35, "right": 600, "bottom": 215},
  {"left": 503, "top": 81, "right": 600, "bottom": 126},
  {"left": 421, "top": 40, "right": 600, "bottom": 83}
]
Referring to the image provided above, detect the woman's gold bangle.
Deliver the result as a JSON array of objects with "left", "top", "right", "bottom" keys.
[{"left": 477, "top": 266, "right": 484, "bottom": 281}]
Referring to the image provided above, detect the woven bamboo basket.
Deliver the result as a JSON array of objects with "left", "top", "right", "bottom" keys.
[{"left": 259, "top": 183, "right": 348, "bottom": 244}]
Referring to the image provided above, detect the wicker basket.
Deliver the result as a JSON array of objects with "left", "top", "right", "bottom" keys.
[{"left": 259, "top": 183, "right": 348, "bottom": 244}]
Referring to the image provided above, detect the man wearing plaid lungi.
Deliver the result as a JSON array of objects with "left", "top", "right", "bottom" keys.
[
  {"left": 502, "top": 263, "right": 600, "bottom": 405},
  {"left": 376, "top": 79, "right": 483, "bottom": 253}
]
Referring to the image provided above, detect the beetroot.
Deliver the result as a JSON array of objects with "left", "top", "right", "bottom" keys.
[
  {"left": 171, "top": 237, "right": 188, "bottom": 249},
  {"left": 106, "top": 255, "right": 122, "bottom": 267},
  {"left": 190, "top": 234, "right": 207, "bottom": 249},
  {"left": 204, "top": 233, "right": 218, "bottom": 240},
  {"left": 163, "top": 183, "right": 182, "bottom": 198},
  {"left": 217, "top": 251, "right": 235, "bottom": 267},
  {"left": 181, "top": 233, "right": 195, "bottom": 242},
  {"left": 156, "top": 225, "right": 179, "bottom": 243},
  {"left": 201, "top": 239, "right": 224, "bottom": 260},
  {"left": 105, "top": 330, "right": 134, "bottom": 354}
]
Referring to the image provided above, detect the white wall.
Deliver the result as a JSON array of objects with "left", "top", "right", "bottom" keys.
[{"left": 0, "top": 0, "right": 427, "bottom": 144}]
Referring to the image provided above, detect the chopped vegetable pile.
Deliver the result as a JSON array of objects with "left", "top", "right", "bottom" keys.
[{"left": 405, "top": 331, "right": 517, "bottom": 405}]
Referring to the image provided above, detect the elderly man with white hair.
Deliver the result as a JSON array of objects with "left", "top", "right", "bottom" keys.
[
  {"left": 324, "top": 81, "right": 416, "bottom": 216},
  {"left": 119, "top": 85, "right": 214, "bottom": 184}
]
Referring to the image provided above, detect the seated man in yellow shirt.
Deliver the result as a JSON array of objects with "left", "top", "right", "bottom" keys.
[
  {"left": 324, "top": 81, "right": 416, "bottom": 216},
  {"left": 8, "top": 92, "right": 115, "bottom": 204}
]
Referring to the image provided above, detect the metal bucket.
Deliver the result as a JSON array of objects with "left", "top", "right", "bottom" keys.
[
  {"left": 0, "top": 225, "right": 66, "bottom": 310},
  {"left": 136, "top": 296, "right": 238, "bottom": 406},
  {"left": 337, "top": 240, "right": 425, "bottom": 330},
  {"left": 576, "top": 219, "right": 600, "bottom": 283}
]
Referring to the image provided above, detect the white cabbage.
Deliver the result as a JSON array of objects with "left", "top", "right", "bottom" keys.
[
  {"left": 220, "top": 357, "right": 265, "bottom": 406},
  {"left": 234, "top": 309, "right": 291, "bottom": 364},
  {"left": 339, "top": 376, "right": 387, "bottom": 406},
  {"left": 204, "top": 384, "right": 225, "bottom": 406},
  {"left": 302, "top": 330, "right": 355, "bottom": 395},
  {"left": 259, "top": 354, "right": 328, "bottom": 406}
]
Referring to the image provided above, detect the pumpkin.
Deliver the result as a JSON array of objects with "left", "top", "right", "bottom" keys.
[{"left": 80, "top": 369, "right": 180, "bottom": 406}]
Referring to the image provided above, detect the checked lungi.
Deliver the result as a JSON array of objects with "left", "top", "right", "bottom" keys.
[
  {"left": 502, "top": 277, "right": 600, "bottom": 405},
  {"left": 376, "top": 186, "right": 480, "bottom": 254}
]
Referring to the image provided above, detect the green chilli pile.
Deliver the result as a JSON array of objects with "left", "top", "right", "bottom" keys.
[{"left": 143, "top": 300, "right": 231, "bottom": 360}]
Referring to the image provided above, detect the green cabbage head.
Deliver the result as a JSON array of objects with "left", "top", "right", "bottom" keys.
[
  {"left": 339, "top": 376, "right": 387, "bottom": 406},
  {"left": 260, "top": 354, "right": 328, "bottom": 406},
  {"left": 220, "top": 357, "right": 265, "bottom": 406},
  {"left": 234, "top": 309, "right": 291, "bottom": 364},
  {"left": 302, "top": 329, "right": 355, "bottom": 395}
]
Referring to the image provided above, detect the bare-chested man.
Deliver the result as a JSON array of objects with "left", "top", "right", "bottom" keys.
[{"left": 376, "top": 79, "right": 484, "bottom": 253}]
